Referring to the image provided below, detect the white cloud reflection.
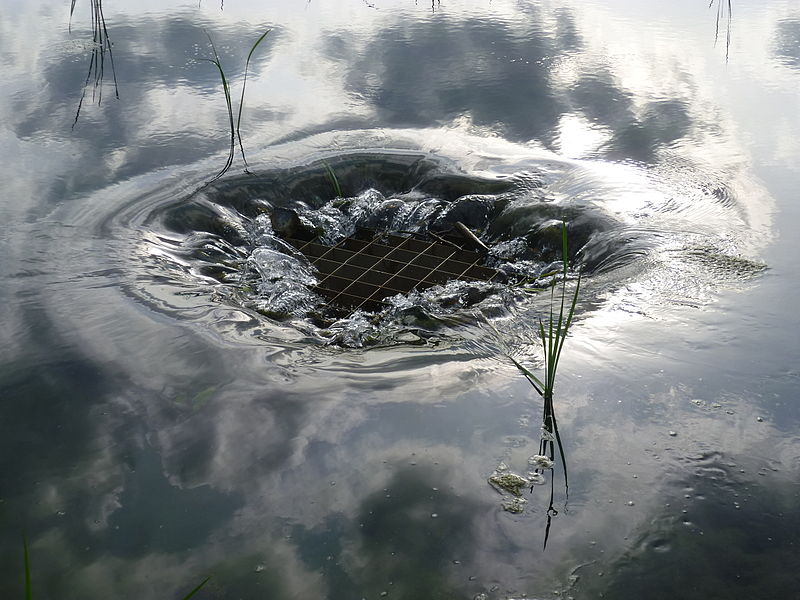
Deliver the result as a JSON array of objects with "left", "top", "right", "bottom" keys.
[{"left": 2, "top": 0, "right": 798, "bottom": 598}]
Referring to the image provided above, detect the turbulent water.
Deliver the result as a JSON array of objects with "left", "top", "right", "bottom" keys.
[{"left": 95, "top": 129, "right": 770, "bottom": 349}]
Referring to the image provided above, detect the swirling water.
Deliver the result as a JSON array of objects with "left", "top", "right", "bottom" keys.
[{"left": 1, "top": 1, "right": 800, "bottom": 599}]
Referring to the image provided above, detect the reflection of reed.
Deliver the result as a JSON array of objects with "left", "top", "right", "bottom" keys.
[
  {"left": 709, "top": 0, "right": 733, "bottom": 60},
  {"left": 69, "top": 0, "right": 119, "bottom": 128},
  {"left": 539, "top": 391, "right": 567, "bottom": 549},
  {"left": 510, "top": 348, "right": 571, "bottom": 551}
]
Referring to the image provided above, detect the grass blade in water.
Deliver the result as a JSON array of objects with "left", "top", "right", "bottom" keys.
[
  {"left": 324, "top": 161, "right": 344, "bottom": 198},
  {"left": 203, "top": 31, "right": 235, "bottom": 183},
  {"left": 236, "top": 29, "right": 271, "bottom": 172},
  {"left": 179, "top": 576, "right": 211, "bottom": 600},
  {"left": 23, "top": 535, "right": 32, "bottom": 600},
  {"left": 499, "top": 221, "right": 580, "bottom": 548}
]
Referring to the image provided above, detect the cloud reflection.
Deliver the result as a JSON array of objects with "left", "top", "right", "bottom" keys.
[
  {"left": 0, "top": 1, "right": 793, "bottom": 599},
  {"left": 583, "top": 462, "right": 800, "bottom": 599},
  {"left": 324, "top": 7, "right": 714, "bottom": 165},
  {"left": 773, "top": 17, "right": 800, "bottom": 68},
  {"left": 7, "top": 12, "right": 283, "bottom": 200}
]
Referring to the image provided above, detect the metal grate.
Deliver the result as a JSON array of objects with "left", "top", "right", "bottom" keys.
[{"left": 284, "top": 228, "right": 502, "bottom": 312}]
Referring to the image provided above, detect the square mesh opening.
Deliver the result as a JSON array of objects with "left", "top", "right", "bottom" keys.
[{"left": 283, "top": 228, "right": 502, "bottom": 312}]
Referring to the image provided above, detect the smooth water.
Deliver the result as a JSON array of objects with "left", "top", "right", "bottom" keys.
[{"left": 1, "top": 1, "right": 799, "bottom": 598}]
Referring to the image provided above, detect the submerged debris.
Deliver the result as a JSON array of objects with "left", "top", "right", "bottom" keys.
[
  {"left": 489, "top": 471, "right": 528, "bottom": 497},
  {"left": 501, "top": 496, "right": 527, "bottom": 514},
  {"left": 527, "top": 472, "right": 547, "bottom": 486},
  {"left": 528, "top": 454, "right": 554, "bottom": 469}
]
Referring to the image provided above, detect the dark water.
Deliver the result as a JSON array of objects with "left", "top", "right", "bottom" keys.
[{"left": 2, "top": 1, "right": 799, "bottom": 598}]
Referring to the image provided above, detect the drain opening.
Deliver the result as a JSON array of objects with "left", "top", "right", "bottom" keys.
[{"left": 280, "top": 226, "right": 505, "bottom": 313}]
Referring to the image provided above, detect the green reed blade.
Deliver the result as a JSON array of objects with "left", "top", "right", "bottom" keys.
[
  {"left": 551, "top": 229, "right": 581, "bottom": 390},
  {"left": 203, "top": 31, "right": 235, "bottom": 182},
  {"left": 323, "top": 161, "right": 343, "bottom": 198},
  {"left": 537, "top": 316, "right": 547, "bottom": 355},
  {"left": 547, "top": 222, "right": 571, "bottom": 391},
  {"left": 554, "top": 268, "right": 581, "bottom": 368},
  {"left": 493, "top": 220, "right": 579, "bottom": 551},
  {"left": 23, "top": 535, "right": 32, "bottom": 600},
  {"left": 509, "top": 356, "right": 545, "bottom": 398},
  {"left": 179, "top": 576, "right": 211, "bottom": 600},
  {"left": 202, "top": 55, "right": 235, "bottom": 181},
  {"left": 236, "top": 29, "right": 271, "bottom": 172},
  {"left": 557, "top": 220, "right": 569, "bottom": 333}
]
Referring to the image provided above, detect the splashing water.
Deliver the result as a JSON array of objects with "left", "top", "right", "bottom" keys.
[{"left": 124, "top": 131, "right": 767, "bottom": 348}]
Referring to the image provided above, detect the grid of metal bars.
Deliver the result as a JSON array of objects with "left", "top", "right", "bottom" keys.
[{"left": 284, "top": 229, "right": 501, "bottom": 312}]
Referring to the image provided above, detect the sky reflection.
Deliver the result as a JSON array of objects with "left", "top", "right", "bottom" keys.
[
  {"left": 773, "top": 16, "right": 800, "bottom": 68},
  {"left": 1, "top": 1, "right": 800, "bottom": 599}
]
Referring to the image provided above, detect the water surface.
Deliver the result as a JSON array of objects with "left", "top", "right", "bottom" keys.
[{"left": 1, "top": 1, "right": 799, "bottom": 598}]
